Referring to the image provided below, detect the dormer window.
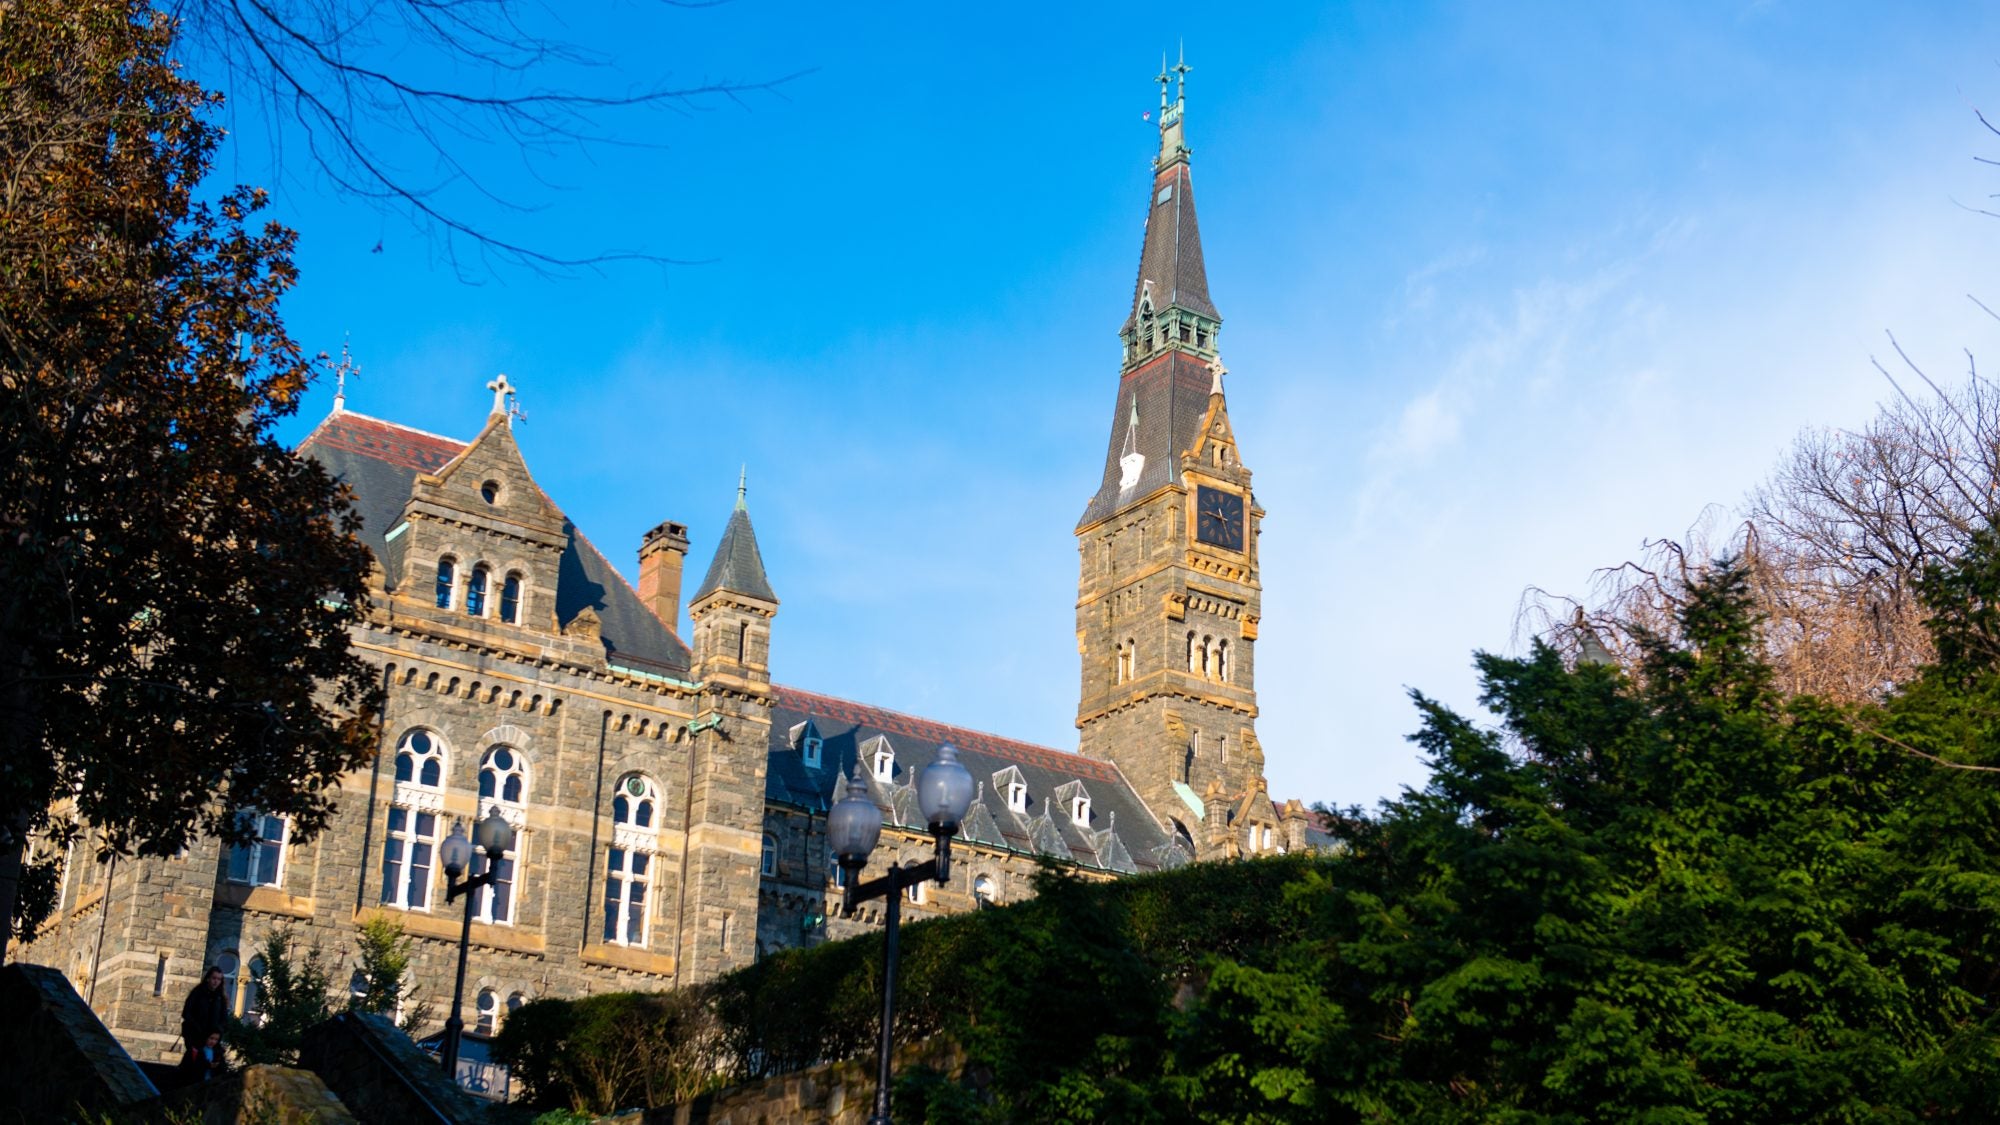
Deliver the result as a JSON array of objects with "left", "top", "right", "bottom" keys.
[
  {"left": 873, "top": 745, "right": 895, "bottom": 781},
  {"left": 434, "top": 558, "right": 456, "bottom": 609},
  {"left": 1071, "top": 793, "right": 1092, "bottom": 823},
  {"left": 803, "top": 735, "right": 823, "bottom": 769},
  {"left": 1008, "top": 779, "right": 1028, "bottom": 814}
]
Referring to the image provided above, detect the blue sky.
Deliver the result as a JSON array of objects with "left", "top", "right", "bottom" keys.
[{"left": 237, "top": 2, "right": 2000, "bottom": 809}]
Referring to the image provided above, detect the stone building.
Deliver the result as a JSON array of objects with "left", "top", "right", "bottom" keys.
[{"left": 11, "top": 76, "right": 1325, "bottom": 1062}]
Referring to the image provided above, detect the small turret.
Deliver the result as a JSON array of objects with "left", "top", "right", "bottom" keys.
[{"left": 689, "top": 469, "right": 778, "bottom": 683}]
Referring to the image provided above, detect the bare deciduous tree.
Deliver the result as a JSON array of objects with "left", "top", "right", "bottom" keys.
[
  {"left": 170, "top": 0, "right": 802, "bottom": 274},
  {"left": 1525, "top": 331, "right": 2000, "bottom": 704}
]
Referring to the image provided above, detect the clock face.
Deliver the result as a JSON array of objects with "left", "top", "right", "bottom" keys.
[{"left": 1195, "top": 486, "right": 1246, "bottom": 551}]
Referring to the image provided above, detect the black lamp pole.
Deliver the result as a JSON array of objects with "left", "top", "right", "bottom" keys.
[
  {"left": 828, "top": 749, "right": 975, "bottom": 1125},
  {"left": 438, "top": 813, "right": 512, "bottom": 1082},
  {"left": 840, "top": 832, "right": 954, "bottom": 1125}
]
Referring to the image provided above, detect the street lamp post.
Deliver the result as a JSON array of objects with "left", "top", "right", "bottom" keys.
[
  {"left": 827, "top": 744, "right": 976, "bottom": 1125},
  {"left": 438, "top": 808, "right": 515, "bottom": 1082}
]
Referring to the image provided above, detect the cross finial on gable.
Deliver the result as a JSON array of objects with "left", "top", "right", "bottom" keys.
[
  {"left": 1208, "top": 354, "right": 1227, "bottom": 396},
  {"left": 486, "top": 373, "right": 515, "bottom": 418},
  {"left": 325, "top": 337, "right": 360, "bottom": 413}
]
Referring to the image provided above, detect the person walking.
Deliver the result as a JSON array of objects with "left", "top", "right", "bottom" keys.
[{"left": 179, "top": 965, "right": 229, "bottom": 1070}]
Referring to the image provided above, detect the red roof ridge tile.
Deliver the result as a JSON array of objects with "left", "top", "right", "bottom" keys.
[{"left": 772, "top": 684, "right": 1119, "bottom": 783}]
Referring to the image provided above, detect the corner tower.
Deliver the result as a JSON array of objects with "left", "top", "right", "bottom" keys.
[{"left": 1075, "top": 60, "right": 1275, "bottom": 861}]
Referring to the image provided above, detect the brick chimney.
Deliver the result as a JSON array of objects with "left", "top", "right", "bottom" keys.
[{"left": 637, "top": 519, "right": 691, "bottom": 633}]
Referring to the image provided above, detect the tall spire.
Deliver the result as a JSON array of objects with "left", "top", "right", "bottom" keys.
[
  {"left": 695, "top": 477, "right": 776, "bottom": 603},
  {"left": 1082, "top": 57, "right": 1226, "bottom": 529},
  {"left": 736, "top": 464, "right": 748, "bottom": 511}
]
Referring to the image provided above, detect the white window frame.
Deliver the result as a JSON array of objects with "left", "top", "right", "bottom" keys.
[
  {"left": 760, "top": 833, "right": 778, "bottom": 877},
  {"left": 479, "top": 746, "right": 528, "bottom": 807},
  {"left": 603, "top": 845, "right": 652, "bottom": 947},
  {"left": 380, "top": 805, "right": 440, "bottom": 911},
  {"left": 227, "top": 812, "right": 287, "bottom": 888},
  {"left": 475, "top": 989, "right": 498, "bottom": 1035},
  {"left": 905, "top": 877, "right": 925, "bottom": 906},
  {"left": 1008, "top": 780, "right": 1028, "bottom": 814},
  {"left": 1071, "top": 794, "right": 1091, "bottom": 823},
  {"left": 972, "top": 874, "right": 996, "bottom": 905},
  {"left": 802, "top": 735, "right": 823, "bottom": 769},
  {"left": 471, "top": 842, "right": 518, "bottom": 926},
  {"left": 873, "top": 747, "right": 895, "bottom": 781}
]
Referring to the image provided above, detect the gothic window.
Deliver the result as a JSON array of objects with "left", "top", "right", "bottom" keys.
[
  {"left": 603, "top": 847, "right": 651, "bottom": 946},
  {"left": 760, "top": 833, "right": 778, "bottom": 877},
  {"left": 606, "top": 773, "right": 660, "bottom": 947},
  {"left": 245, "top": 956, "right": 269, "bottom": 1023},
  {"left": 612, "top": 773, "right": 658, "bottom": 830},
  {"left": 380, "top": 806, "right": 438, "bottom": 910},
  {"left": 1216, "top": 640, "right": 1230, "bottom": 683},
  {"left": 475, "top": 989, "right": 498, "bottom": 1035},
  {"left": 499, "top": 573, "right": 522, "bottom": 625},
  {"left": 472, "top": 842, "right": 517, "bottom": 926},
  {"left": 736, "top": 622, "right": 750, "bottom": 662},
  {"left": 479, "top": 747, "right": 526, "bottom": 806},
  {"left": 466, "top": 565, "right": 489, "bottom": 616},
  {"left": 1183, "top": 738, "right": 1196, "bottom": 784},
  {"left": 216, "top": 949, "right": 241, "bottom": 1017},
  {"left": 972, "top": 874, "right": 996, "bottom": 907},
  {"left": 394, "top": 729, "right": 444, "bottom": 788},
  {"left": 1171, "top": 819, "right": 1196, "bottom": 859},
  {"left": 506, "top": 992, "right": 525, "bottom": 1023},
  {"left": 226, "top": 811, "right": 287, "bottom": 888},
  {"left": 1186, "top": 631, "right": 1197, "bottom": 673},
  {"left": 435, "top": 558, "right": 456, "bottom": 609},
  {"left": 905, "top": 878, "right": 925, "bottom": 906}
]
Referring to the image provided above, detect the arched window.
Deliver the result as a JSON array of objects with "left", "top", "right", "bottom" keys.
[
  {"left": 736, "top": 622, "right": 750, "bottom": 662},
  {"left": 216, "top": 949, "right": 242, "bottom": 1017},
  {"left": 1185, "top": 631, "right": 1197, "bottom": 673},
  {"left": 905, "top": 878, "right": 926, "bottom": 906},
  {"left": 612, "top": 773, "right": 657, "bottom": 830},
  {"left": 760, "top": 833, "right": 778, "bottom": 877},
  {"left": 383, "top": 729, "right": 446, "bottom": 911},
  {"left": 479, "top": 747, "right": 526, "bottom": 806},
  {"left": 435, "top": 558, "right": 456, "bottom": 609},
  {"left": 1200, "top": 636, "right": 1213, "bottom": 678},
  {"left": 1171, "top": 819, "right": 1196, "bottom": 859},
  {"left": 1216, "top": 640, "right": 1229, "bottom": 683},
  {"left": 499, "top": 573, "right": 522, "bottom": 625},
  {"left": 506, "top": 992, "right": 526, "bottom": 1024},
  {"left": 972, "top": 874, "right": 996, "bottom": 907},
  {"left": 605, "top": 774, "right": 659, "bottom": 947},
  {"left": 475, "top": 989, "right": 498, "bottom": 1035},
  {"left": 245, "top": 956, "right": 269, "bottom": 1024},
  {"left": 466, "top": 565, "right": 489, "bottom": 617},
  {"left": 395, "top": 729, "right": 445, "bottom": 789}
]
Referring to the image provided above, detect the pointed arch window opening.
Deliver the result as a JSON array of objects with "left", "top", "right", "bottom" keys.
[
  {"left": 499, "top": 573, "right": 522, "bottom": 625},
  {"left": 466, "top": 565, "right": 489, "bottom": 617},
  {"left": 435, "top": 558, "right": 456, "bottom": 609}
]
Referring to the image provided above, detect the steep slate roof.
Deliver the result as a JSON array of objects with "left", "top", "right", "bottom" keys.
[
  {"left": 1078, "top": 350, "right": 1224, "bottom": 529},
  {"left": 765, "top": 685, "right": 1173, "bottom": 875},
  {"left": 1119, "top": 139, "right": 1217, "bottom": 335},
  {"left": 297, "top": 410, "right": 694, "bottom": 677},
  {"left": 692, "top": 503, "right": 776, "bottom": 603}
]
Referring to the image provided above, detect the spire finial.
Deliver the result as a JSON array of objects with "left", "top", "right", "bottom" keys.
[
  {"left": 1173, "top": 43, "right": 1191, "bottom": 105},
  {"left": 486, "top": 373, "right": 515, "bottom": 418},
  {"left": 736, "top": 464, "right": 748, "bottom": 511},
  {"left": 326, "top": 335, "right": 360, "bottom": 413},
  {"left": 1157, "top": 55, "right": 1171, "bottom": 115}
]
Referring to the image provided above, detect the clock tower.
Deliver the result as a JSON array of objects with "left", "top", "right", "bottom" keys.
[{"left": 1075, "top": 61, "right": 1277, "bottom": 862}]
